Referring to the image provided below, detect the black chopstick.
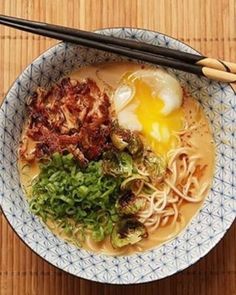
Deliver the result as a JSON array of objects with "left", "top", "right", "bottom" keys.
[
  {"left": 0, "top": 15, "right": 236, "bottom": 83},
  {"left": 0, "top": 18, "right": 203, "bottom": 76},
  {"left": 1, "top": 14, "right": 236, "bottom": 75},
  {"left": 0, "top": 14, "right": 203, "bottom": 64}
]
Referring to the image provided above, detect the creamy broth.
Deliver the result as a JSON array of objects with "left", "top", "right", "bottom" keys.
[{"left": 19, "top": 62, "right": 215, "bottom": 256}]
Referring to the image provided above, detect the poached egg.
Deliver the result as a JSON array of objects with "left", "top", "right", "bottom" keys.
[{"left": 113, "top": 69, "right": 184, "bottom": 155}]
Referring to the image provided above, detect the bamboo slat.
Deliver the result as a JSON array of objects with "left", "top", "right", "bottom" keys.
[{"left": 0, "top": 1, "right": 235, "bottom": 295}]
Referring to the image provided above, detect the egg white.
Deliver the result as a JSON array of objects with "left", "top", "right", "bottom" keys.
[
  {"left": 113, "top": 68, "right": 184, "bottom": 155},
  {"left": 131, "top": 69, "right": 183, "bottom": 115}
]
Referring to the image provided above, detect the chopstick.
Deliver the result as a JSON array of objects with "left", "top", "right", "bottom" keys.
[
  {"left": 0, "top": 15, "right": 236, "bottom": 84},
  {"left": 1, "top": 14, "right": 236, "bottom": 75}
]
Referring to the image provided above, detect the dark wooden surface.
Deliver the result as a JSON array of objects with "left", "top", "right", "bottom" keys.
[{"left": 0, "top": 0, "right": 235, "bottom": 294}]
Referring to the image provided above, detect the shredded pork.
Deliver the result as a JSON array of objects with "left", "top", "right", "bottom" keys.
[{"left": 19, "top": 78, "right": 111, "bottom": 165}]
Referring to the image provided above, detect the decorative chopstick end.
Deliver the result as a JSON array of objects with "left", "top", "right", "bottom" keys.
[
  {"left": 197, "top": 57, "right": 236, "bottom": 74},
  {"left": 202, "top": 67, "right": 236, "bottom": 83}
]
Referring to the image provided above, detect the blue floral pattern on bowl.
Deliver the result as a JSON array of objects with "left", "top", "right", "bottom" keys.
[{"left": 0, "top": 28, "right": 235, "bottom": 284}]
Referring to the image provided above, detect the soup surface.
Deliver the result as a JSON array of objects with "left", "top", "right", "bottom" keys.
[{"left": 19, "top": 62, "right": 215, "bottom": 255}]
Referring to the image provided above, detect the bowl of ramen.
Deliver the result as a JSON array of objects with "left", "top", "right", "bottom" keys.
[{"left": 0, "top": 28, "right": 235, "bottom": 284}]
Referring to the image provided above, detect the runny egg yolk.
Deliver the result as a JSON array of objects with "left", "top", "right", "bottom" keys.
[{"left": 120, "top": 75, "right": 184, "bottom": 156}]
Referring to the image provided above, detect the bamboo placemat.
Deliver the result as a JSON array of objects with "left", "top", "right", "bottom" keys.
[{"left": 0, "top": 0, "right": 235, "bottom": 294}]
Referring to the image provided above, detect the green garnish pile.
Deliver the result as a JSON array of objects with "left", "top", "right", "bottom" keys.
[
  {"left": 28, "top": 125, "right": 165, "bottom": 248},
  {"left": 30, "top": 153, "right": 121, "bottom": 242}
]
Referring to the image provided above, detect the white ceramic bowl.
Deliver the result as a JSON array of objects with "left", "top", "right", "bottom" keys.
[{"left": 0, "top": 28, "right": 235, "bottom": 284}]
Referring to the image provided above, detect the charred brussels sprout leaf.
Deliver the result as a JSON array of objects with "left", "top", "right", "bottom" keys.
[
  {"left": 110, "top": 132, "right": 129, "bottom": 151},
  {"left": 102, "top": 151, "right": 133, "bottom": 177},
  {"left": 119, "top": 153, "right": 133, "bottom": 176},
  {"left": 111, "top": 218, "right": 148, "bottom": 248},
  {"left": 110, "top": 125, "right": 143, "bottom": 157},
  {"left": 116, "top": 190, "right": 145, "bottom": 215},
  {"left": 143, "top": 152, "right": 166, "bottom": 179},
  {"left": 110, "top": 125, "right": 130, "bottom": 151},
  {"left": 127, "top": 134, "right": 143, "bottom": 157}
]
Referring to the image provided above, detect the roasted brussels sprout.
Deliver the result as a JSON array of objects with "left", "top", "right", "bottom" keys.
[
  {"left": 110, "top": 132, "right": 129, "bottom": 151},
  {"left": 102, "top": 151, "right": 133, "bottom": 177},
  {"left": 110, "top": 125, "right": 143, "bottom": 157},
  {"left": 127, "top": 134, "right": 143, "bottom": 157},
  {"left": 143, "top": 151, "right": 166, "bottom": 179},
  {"left": 111, "top": 218, "right": 148, "bottom": 248},
  {"left": 116, "top": 190, "right": 145, "bottom": 215}
]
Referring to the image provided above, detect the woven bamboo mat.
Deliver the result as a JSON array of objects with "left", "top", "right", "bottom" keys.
[{"left": 0, "top": 0, "right": 235, "bottom": 294}]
